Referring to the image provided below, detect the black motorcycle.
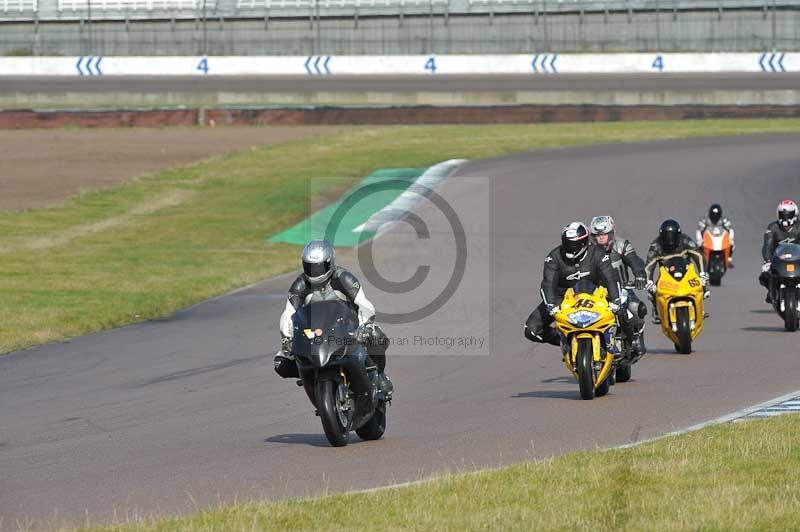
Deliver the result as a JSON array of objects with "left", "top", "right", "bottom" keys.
[
  {"left": 612, "top": 285, "right": 648, "bottom": 384},
  {"left": 291, "top": 298, "right": 389, "bottom": 447},
  {"left": 761, "top": 243, "right": 800, "bottom": 332}
]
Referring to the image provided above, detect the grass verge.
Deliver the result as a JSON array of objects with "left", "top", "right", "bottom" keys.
[
  {"left": 3, "top": 119, "right": 800, "bottom": 354},
  {"left": 85, "top": 413, "right": 800, "bottom": 531}
]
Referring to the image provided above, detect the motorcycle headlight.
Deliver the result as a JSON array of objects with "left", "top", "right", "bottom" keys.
[{"left": 567, "top": 310, "right": 602, "bottom": 327}]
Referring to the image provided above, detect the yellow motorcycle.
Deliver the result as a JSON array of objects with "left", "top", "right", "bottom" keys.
[
  {"left": 554, "top": 282, "right": 617, "bottom": 400},
  {"left": 651, "top": 253, "right": 705, "bottom": 354}
]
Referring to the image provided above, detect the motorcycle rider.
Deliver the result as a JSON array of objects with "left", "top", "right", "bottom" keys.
[
  {"left": 696, "top": 203, "right": 735, "bottom": 267},
  {"left": 524, "top": 222, "right": 626, "bottom": 347},
  {"left": 761, "top": 200, "right": 800, "bottom": 303},
  {"left": 645, "top": 219, "right": 709, "bottom": 324},
  {"left": 589, "top": 215, "right": 648, "bottom": 355},
  {"left": 274, "top": 239, "right": 393, "bottom": 397}
]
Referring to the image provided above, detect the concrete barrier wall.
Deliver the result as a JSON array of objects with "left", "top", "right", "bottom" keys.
[{"left": 1, "top": 52, "right": 796, "bottom": 75}]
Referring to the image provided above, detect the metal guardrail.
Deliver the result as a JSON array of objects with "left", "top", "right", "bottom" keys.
[
  {"left": 236, "top": 0, "right": 444, "bottom": 7},
  {"left": 465, "top": 0, "right": 800, "bottom": 8},
  {"left": 58, "top": 0, "right": 212, "bottom": 11},
  {"left": 1, "top": 0, "right": 36, "bottom": 12},
  {"left": 230, "top": 0, "right": 800, "bottom": 9},
  {"left": 2, "top": 0, "right": 798, "bottom": 20},
  {"left": 1, "top": 0, "right": 796, "bottom": 54}
]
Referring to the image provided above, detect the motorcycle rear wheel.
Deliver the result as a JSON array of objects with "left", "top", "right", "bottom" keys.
[
  {"left": 675, "top": 306, "right": 693, "bottom": 354},
  {"left": 784, "top": 288, "right": 799, "bottom": 332},
  {"left": 595, "top": 370, "right": 611, "bottom": 397},
  {"left": 616, "top": 364, "right": 632, "bottom": 383},
  {"left": 316, "top": 379, "right": 349, "bottom": 447},
  {"left": 577, "top": 339, "right": 595, "bottom": 401}
]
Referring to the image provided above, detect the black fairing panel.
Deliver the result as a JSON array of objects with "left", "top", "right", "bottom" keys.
[
  {"left": 771, "top": 244, "right": 800, "bottom": 280},
  {"left": 292, "top": 299, "right": 372, "bottom": 403},
  {"left": 291, "top": 300, "right": 359, "bottom": 368}
]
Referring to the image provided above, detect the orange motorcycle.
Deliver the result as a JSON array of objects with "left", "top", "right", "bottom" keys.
[{"left": 701, "top": 226, "right": 732, "bottom": 286}]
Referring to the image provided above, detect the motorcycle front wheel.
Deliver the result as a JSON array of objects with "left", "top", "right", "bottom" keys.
[
  {"left": 576, "top": 338, "right": 595, "bottom": 400},
  {"left": 316, "top": 379, "right": 349, "bottom": 447},
  {"left": 675, "top": 306, "right": 693, "bottom": 354},
  {"left": 709, "top": 255, "right": 724, "bottom": 286},
  {"left": 784, "top": 288, "right": 799, "bottom": 332}
]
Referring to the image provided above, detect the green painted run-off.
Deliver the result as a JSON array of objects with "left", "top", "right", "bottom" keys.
[{"left": 269, "top": 168, "right": 425, "bottom": 247}]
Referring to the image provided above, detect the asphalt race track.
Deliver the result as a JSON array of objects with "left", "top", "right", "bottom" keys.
[
  {"left": 3, "top": 73, "right": 800, "bottom": 94},
  {"left": 2, "top": 134, "right": 800, "bottom": 528}
]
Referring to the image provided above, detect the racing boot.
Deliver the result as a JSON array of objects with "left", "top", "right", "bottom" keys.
[
  {"left": 542, "top": 323, "right": 562, "bottom": 347},
  {"left": 274, "top": 353, "right": 299, "bottom": 379},
  {"left": 524, "top": 326, "right": 560, "bottom": 346},
  {"left": 648, "top": 294, "right": 660, "bottom": 324},
  {"left": 376, "top": 372, "right": 394, "bottom": 399},
  {"left": 632, "top": 331, "right": 647, "bottom": 356}
]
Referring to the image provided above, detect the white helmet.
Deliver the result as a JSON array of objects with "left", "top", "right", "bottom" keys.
[
  {"left": 590, "top": 215, "right": 615, "bottom": 235},
  {"left": 589, "top": 216, "right": 616, "bottom": 252},
  {"left": 777, "top": 200, "right": 798, "bottom": 229},
  {"left": 301, "top": 239, "right": 335, "bottom": 285}
]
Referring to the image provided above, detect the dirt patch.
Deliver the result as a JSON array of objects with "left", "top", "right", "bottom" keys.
[
  {"left": 0, "top": 126, "right": 352, "bottom": 211},
  {"left": 4, "top": 104, "right": 800, "bottom": 132},
  {"left": 204, "top": 104, "right": 800, "bottom": 125}
]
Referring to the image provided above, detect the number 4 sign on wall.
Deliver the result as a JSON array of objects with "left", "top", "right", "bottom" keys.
[
  {"left": 652, "top": 55, "right": 664, "bottom": 72},
  {"left": 425, "top": 56, "right": 437, "bottom": 74}
]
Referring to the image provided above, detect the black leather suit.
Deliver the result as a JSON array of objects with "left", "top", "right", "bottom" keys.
[{"left": 525, "top": 245, "right": 622, "bottom": 346}]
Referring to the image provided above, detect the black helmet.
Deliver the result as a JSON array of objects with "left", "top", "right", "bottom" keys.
[
  {"left": 708, "top": 204, "right": 722, "bottom": 225},
  {"left": 561, "top": 222, "right": 590, "bottom": 262},
  {"left": 658, "top": 219, "right": 682, "bottom": 252}
]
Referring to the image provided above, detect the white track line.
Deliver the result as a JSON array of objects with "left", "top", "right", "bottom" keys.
[
  {"left": 352, "top": 159, "right": 468, "bottom": 234},
  {"left": 615, "top": 389, "right": 800, "bottom": 449},
  {"left": 347, "top": 389, "right": 800, "bottom": 497}
]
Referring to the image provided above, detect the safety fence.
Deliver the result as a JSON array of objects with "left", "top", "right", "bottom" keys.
[
  {"left": 57, "top": 0, "right": 210, "bottom": 12},
  {"left": 3, "top": 0, "right": 799, "bottom": 19},
  {"left": 1, "top": 1, "right": 799, "bottom": 55},
  {"left": 1, "top": 0, "right": 36, "bottom": 13}
]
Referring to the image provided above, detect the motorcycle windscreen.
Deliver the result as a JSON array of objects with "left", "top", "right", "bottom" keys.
[
  {"left": 291, "top": 300, "right": 359, "bottom": 367},
  {"left": 709, "top": 226, "right": 725, "bottom": 237},
  {"left": 572, "top": 279, "right": 598, "bottom": 295},
  {"left": 661, "top": 255, "right": 690, "bottom": 281},
  {"left": 772, "top": 243, "right": 800, "bottom": 278},
  {"left": 704, "top": 226, "right": 730, "bottom": 250}
]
